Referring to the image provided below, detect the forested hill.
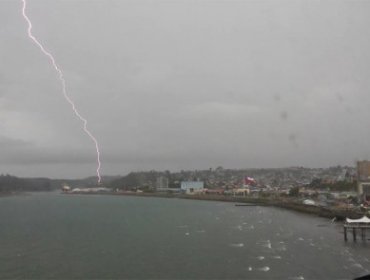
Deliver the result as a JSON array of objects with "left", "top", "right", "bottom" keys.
[
  {"left": 0, "top": 175, "right": 53, "bottom": 192},
  {"left": 0, "top": 174, "right": 120, "bottom": 193}
]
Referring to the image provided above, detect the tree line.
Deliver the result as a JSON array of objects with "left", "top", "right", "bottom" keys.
[{"left": 0, "top": 174, "right": 54, "bottom": 192}]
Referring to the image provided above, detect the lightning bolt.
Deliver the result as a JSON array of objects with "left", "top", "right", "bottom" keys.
[{"left": 21, "top": 0, "right": 102, "bottom": 184}]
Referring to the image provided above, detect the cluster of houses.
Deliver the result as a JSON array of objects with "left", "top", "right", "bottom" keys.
[
  {"left": 156, "top": 177, "right": 259, "bottom": 196},
  {"left": 60, "top": 162, "right": 370, "bottom": 209},
  {"left": 151, "top": 163, "right": 369, "bottom": 208}
]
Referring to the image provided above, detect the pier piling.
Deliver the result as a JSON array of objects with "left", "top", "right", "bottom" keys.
[
  {"left": 344, "top": 223, "right": 370, "bottom": 242},
  {"left": 353, "top": 228, "right": 357, "bottom": 242}
]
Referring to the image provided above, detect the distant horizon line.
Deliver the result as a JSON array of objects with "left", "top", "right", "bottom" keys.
[{"left": 0, "top": 164, "right": 356, "bottom": 181}]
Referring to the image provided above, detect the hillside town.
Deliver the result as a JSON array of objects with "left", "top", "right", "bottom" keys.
[
  {"left": 60, "top": 162, "right": 370, "bottom": 218},
  {"left": 107, "top": 165, "right": 356, "bottom": 194}
]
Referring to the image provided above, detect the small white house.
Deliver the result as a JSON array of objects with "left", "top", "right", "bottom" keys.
[
  {"left": 232, "top": 188, "right": 250, "bottom": 196},
  {"left": 61, "top": 185, "right": 71, "bottom": 192},
  {"left": 181, "top": 181, "right": 204, "bottom": 194},
  {"left": 303, "top": 199, "right": 316, "bottom": 206}
]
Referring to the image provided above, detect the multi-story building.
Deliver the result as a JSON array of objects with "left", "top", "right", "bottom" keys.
[
  {"left": 156, "top": 176, "right": 169, "bottom": 189},
  {"left": 357, "top": 161, "right": 370, "bottom": 200}
]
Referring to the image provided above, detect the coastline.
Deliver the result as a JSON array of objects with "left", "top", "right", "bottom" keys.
[{"left": 65, "top": 191, "right": 364, "bottom": 220}]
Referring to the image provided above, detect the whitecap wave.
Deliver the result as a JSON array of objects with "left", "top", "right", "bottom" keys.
[
  {"left": 258, "top": 266, "right": 270, "bottom": 272},
  {"left": 258, "top": 240, "right": 272, "bottom": 249},
  {"left": 276, "top": 246, "right": 287, "bottom": 251},
  {"left": 230, "top": 243, "right": 244, "bottom": 248},
  {"left": 351, "top": 263, "right": 364, "bottom": 269}
]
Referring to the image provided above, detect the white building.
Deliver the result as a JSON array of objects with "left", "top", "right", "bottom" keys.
[
  {"left": 232, "top": 188, "right": 250, "bottom": 196},
  {"left": 61, "top": 185, "right": 71, "bottom": 192},
  {"left": 181, "top": 181, "right": 204, "bottom": 194}
]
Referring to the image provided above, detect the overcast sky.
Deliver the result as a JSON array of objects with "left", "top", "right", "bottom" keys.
[{"left": 1, "top": 0, "right": 370, "bottom": 179}]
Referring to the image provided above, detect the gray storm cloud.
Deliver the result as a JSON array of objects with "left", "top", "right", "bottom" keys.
[{"left": 1, "top": 0, "right": 370, "bottom": 178}]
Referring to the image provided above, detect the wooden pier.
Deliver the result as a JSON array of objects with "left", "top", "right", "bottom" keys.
[{"left": 344, "top": 220, "right": 370, "bottom": 242}]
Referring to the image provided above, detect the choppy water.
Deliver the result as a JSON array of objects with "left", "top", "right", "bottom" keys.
[{"left": 0, "top": 192, "right": 369, "bottom": 279}]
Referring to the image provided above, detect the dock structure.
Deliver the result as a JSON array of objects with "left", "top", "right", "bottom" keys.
[{"left": 343, "top": 216, "right": 370, "bottom": 242}]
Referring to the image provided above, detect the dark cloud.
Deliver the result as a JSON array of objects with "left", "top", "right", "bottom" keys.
[
  {"left": 0, "top": 136, "right": 94, "bottom": 165},
  {"left": 1, "top": 0, "right": 370, "bottom": 178}
]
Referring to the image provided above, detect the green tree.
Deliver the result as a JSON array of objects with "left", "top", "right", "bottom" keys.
[{"left": 289, "top": 186, "right": 300, "bottom": 197}]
